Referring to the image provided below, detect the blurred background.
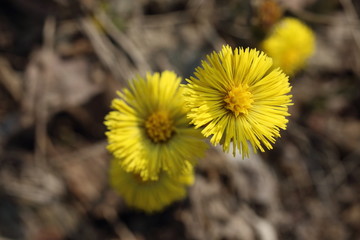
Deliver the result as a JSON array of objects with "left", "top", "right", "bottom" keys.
[{"left": 0, "top": 0, "right": 359, "bottom": 239}]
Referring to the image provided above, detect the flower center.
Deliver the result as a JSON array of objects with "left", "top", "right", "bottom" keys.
[
  {"left": 145, "top": 111, "right": 174, "bottom": 143},
  {"left": 283, "top": 50, "right": 299, "bottom": 68},
  {"left": 224, "top": 85, "right": 254, "bottom": 117}
]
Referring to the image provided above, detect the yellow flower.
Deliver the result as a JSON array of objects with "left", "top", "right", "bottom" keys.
[
  {"left": 261, "top": 17, "right": 315, "bottom": 75},
  {"left": 104, "top": 71, "right": 207, "bottom": 180},
  {"left": 110, "top": 158, "right": 194, "bottom": 213},
  {"left": 183, "top": 45, "right": 292, "bottom": 157}
]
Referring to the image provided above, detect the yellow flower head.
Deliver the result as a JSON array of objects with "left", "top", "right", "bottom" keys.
[
  {"left": 261, "top": 17, "right": 315, "bottom": 75},
  {"left": 110, "top": 158, "right": 194, "bottom": 213},
  {"left": 183, "top": 45, "right": 292, "bottom": 157},
  {"left": 104, "top": 71, "right": 208, "bottom": 180}
]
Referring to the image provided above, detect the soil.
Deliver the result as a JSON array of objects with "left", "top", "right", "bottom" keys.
[{"left": 0, "top": 0, "right": 359, "bottom": 239}]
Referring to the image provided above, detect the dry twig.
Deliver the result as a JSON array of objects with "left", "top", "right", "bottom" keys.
[
  {"left": 95, "top": 11, "right": 151, "bottom": 74},
  {"left": 79, "top": 17, "right": 134, "bottom": 83}
]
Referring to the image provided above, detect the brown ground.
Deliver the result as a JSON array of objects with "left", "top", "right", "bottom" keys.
[{"left": 0, "top": 0, "right": 359, "bottom": 239}]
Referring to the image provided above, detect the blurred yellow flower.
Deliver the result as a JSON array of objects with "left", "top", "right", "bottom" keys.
[
  {"left": 110, "top": 158, "right": 194, "bottom": 213},
  {"left": 261, "top": 17, "right": 315, "bottom": 75},
  {"left": 183, "top": 45, "right": 292, "bottom": 157},
  {"left": 104, "top": 71, "right": 207, "bottom": 180}
]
